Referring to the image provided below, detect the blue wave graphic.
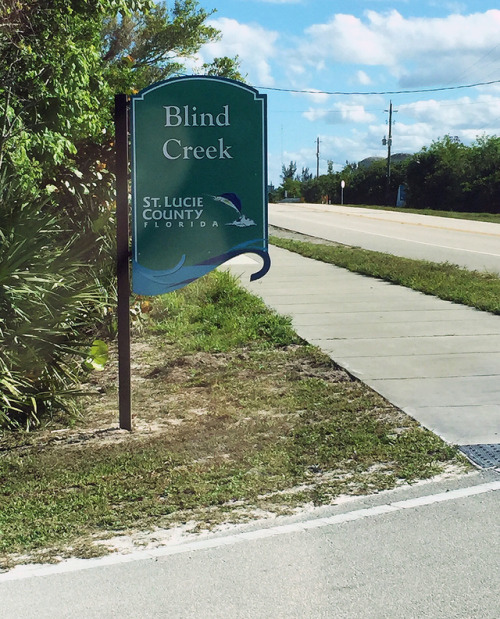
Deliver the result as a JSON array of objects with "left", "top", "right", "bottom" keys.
[{"left": 133, "top": 240, "right": 270, "bottom": 296}]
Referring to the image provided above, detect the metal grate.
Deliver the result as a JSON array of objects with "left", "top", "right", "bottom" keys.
[{"left": 459, "top": 444, "right": 500, "bottom": 469}]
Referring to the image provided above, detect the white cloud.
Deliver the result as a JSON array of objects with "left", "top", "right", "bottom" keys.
[
  {"left": 303, "top": 103, "right": 377, "bottom": 125},
  {"left": 196, "top": 18, "right": 279, "bottom": 86},
  {"left": 302, "top": 13, "right": 393, "bottom": 66},
  {"left": 400, "top": 96, "right": 500, "bottom": 130},
  {"left": 381, "top": 122, "right": 438, "bottom": 153},
  {"left": 199, "top": 7, "right": 500, "bottom": 180},
  {"left": 293, "top": 9, "right": 500, "bottom": 87},
  {"left": 300, "top": 89, "right": 330, "bottom": 104},
  {"left": 319, "top": 134, "right": 375, "bottom": 168},
  {"left": 356, "top": 70, "right": 372, "bottom": 86},
  {"left": 287, "top": 63, "right": 306, "bottom": 76},
  {"left": 428, "top": 1, "right": 467, "bottom": 13}
]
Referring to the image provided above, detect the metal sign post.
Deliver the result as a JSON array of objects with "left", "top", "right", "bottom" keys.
[{"left": 114, "top": 94, "right": 132, "bottom": 431}]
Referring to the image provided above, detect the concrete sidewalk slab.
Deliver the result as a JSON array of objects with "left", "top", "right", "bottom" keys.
[
  {"left": 227, "top": 246, "right": 500, "bottom": 449},
  {"left": 323, "top": 334, "right": 500, "bottom": 357},
  {"left": 407, "top": 406, "right": 499, "bottom": 445},
  {"left": 331, "top": 352, "right": 500, "bottom": 379},
  {"left": 295, "top": 319, "right": 499, "bottom": 339}
]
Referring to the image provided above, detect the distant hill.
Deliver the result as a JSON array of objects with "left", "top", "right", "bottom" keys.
[
  {"left": 392, "top": 153, "right": 412, "bottom": 163},
  {"left": 358, "top": 153, "right": 412, "bottom": 168},
  {"left": 358, "top": 156, "right": 384, "bottom": 169}
]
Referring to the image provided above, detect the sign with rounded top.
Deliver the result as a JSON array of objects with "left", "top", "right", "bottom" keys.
[{"left": 130, "top": 76, "right": 269, "bottom": 295}]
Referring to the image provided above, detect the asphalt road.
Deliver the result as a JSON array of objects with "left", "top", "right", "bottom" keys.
[
  {"left": 1, "top": 471, "right": 499, "bottom": 618},
  {"left": 269, "top": 202, "right": 500, "bottom": 274}
]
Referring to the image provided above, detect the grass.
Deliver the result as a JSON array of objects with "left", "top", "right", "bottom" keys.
[
  {"left": 270, "top": 235, "right": 500, "bottom": 315},
  {"left": 148, "top": 270, "right": 299, "bottom": 352},
  {"left": 330, "top": 204, "right": 500, "bottom": 225},
  {"left": 0, "top": 271, "right": 466, "bottom": 569}
]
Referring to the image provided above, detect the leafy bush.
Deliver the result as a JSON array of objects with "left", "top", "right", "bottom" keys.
[
  {"left": 0, "top": 1, "right": 242, "bottom": 428},
  {"left": 0, "top": 176, "right": 107, "bottom": 428}
]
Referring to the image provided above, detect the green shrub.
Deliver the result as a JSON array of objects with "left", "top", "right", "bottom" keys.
[{"left": 0, "top": 176, "right": 107, "bottom": 428}]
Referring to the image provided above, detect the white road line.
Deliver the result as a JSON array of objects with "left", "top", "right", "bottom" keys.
[
  {"left": 273, "top": 205, "right": 500, "bottom": 237},
  {"left": 1, "top": 480, "right": 499, "bottom": 583},
  {"left": 330, "top": 225, "right": 500, "bottom": 257},
  {"left": 273, "top": 216, "right": 500, "bottom": 258}
]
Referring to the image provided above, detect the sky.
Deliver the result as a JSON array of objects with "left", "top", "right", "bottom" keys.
[{"left": 189, "top": 0, "right": 500, "bottom": 185}]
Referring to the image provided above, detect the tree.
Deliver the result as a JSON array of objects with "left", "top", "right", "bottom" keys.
[
  {"left": 299, "top": 167, "right": 313, "bottom": 182},
  {"left": 0, "top": 0, "right": 242, "bottom": 427},
  {"left": 406, "top": 136, "right": 470, "bottom": 210},
  {"left": 284, "top": 136, "right": 500, "bottom": 212},
  {"left": 301, "top": 177, "right": 323, "bottom": 203},
  {"left": 0, "top": 0, "right": 241, "bottom": 192},
  {"left": 101, "top": 1, "right": 242, "bottom": 92},
  {"left": 322, "top": 162, "right": 340, "bottom": 203},
  {"left": 199, "top": 56, "right": 246, "bottom": 81},
  {"left": 281, "top": 161, "right": 297, "bottom": 181},
  {"left": 0, "top": 175, "right": 109, "bottom": 428},
  {"left": 463, "top": 135, "right": 500, "bottom": 213}
]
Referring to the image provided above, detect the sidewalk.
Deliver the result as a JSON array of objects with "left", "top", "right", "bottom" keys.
[{"left": 227, "top": 246, "right": 500, "bottom": 467}]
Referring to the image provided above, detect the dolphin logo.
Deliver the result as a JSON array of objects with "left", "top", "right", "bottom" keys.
[
  {"left": 211, "top": 193, "right": 242, "bottom": 214},
  {"left": 210, "top": 193, "right": 256, "bottom": 227}
]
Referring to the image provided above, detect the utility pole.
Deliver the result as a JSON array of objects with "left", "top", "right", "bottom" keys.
[
  {"left": 383, "top": 101, "right": 397, "bottom": 204},
  {"left": 316, "top": 137, "right": 320, "bottom": 178},
  {"left": 386, "top": 101, "right": 393, "bottom": 183}
]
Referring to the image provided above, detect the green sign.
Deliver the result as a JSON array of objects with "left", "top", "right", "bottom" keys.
[{"left": 130, "top": 76, "right": 269, "bottom": 295}]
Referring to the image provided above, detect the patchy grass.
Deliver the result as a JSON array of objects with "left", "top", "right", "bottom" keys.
[
  {"left": 148, "top": 270, "right": 300, "bottom": 352},
  {"left": 0, "top": 271, "right": 466, "bottom": 569},
  {"left": 270, "top": 235, "right": 500, "bottom": 315}
]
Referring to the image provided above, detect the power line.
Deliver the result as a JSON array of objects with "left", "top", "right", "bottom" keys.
[
  {"left": 443, "top": 43, "right": 500, "bottom": 87},
  {"left": 258, "top": 78, "right": 500, "bottom": 97},
  {"left": 270, "top": 98, "right": 500, "bottom": 115}
]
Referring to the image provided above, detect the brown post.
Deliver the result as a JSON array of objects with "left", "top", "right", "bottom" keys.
[{"left": 114, "top": 94, "right": 132, "bottom": 431}]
